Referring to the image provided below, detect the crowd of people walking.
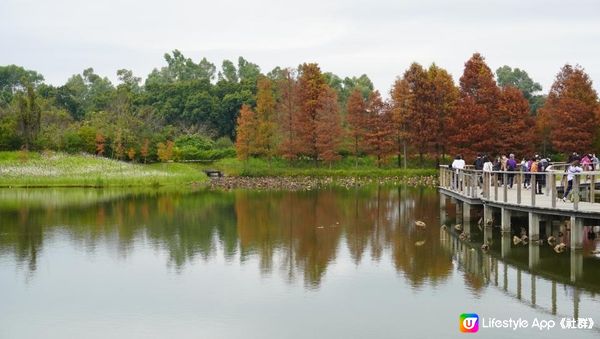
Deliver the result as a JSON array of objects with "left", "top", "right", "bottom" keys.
[{"left": 450, "top": 152, "right": 600, "bottom": 202}]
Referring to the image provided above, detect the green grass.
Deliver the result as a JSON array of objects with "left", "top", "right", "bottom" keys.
[
  {"left": 0, "top": 151, "right": 208, "bottom": 187},
  {"left": 203, "top": 157, "right": 438, "bottom": 178}
]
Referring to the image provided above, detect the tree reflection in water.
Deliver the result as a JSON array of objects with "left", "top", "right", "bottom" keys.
[{"left": 0, "top": 186, "right": 452, "bottom": 288}]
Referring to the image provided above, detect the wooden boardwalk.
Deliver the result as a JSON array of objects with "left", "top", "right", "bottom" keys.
[
  {"left": 438, "top": 166, "right": 600, "bottom": 249},
  {"left": 439, "top": 166, "right": 600, "bottom": 219}
]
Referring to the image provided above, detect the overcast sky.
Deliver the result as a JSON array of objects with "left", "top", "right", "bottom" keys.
[{"left": 2, "top": 0, "right": 600, "bottom": 95}]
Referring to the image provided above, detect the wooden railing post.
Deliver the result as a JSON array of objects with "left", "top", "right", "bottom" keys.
[
  {"left": 494, "top": 173, "right": 498, "bottom": 201},
  {"left": 517, "top": 172, "right": 522, "bottom": 204},
  {"left": 503, "top": 173, "right": 508, "bottom": 203},
  {"left": 574, "top": 175, "right": 580, "bottom": 211},
  {"left": 590, "top": 174, "right": 596, "bottom": 204},
  {"left": 531, "top": 174, "right": 536, "bottom": 207},
  {"left": 472, "top": 173, "right": 477, "bottom": 198},
  {"left": 483, "top": 172, "right": 488, "bottom": 199},
  {"left": 551, "top": 173, "right": 557, "bottom": 208}
]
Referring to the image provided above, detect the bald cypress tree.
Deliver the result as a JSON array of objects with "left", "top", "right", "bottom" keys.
[{"left": 538, "top": 65, "right": 599, "bottom": 154}]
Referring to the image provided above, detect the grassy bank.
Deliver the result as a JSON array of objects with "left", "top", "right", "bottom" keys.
[
  {"left": 204, "top": 157, "right": 438, "bottom": 178},
  {"left": 0, "top": 152, "right": 207, "bottom": 187}
]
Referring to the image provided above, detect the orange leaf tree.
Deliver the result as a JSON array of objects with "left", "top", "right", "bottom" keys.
[
  {"left": 449, "top": 53, "right": 501, "bottom": 159},
  {"left": 364, "top": 91, "right": 394, "bottom": 167},
  {"left": 140, "top": 139, "right": 150, "bottom": 163},
  {"left": 235, "top": 104, "right": 257, "bottom": 160},
  {"left": 276, "top": 68, "right": 299, "bottom": 160},
  {"left": 389, "top": 78, "right": 413, "bottom": 168},
  {"left": 497, "top": 86, "right": 534, "bottom": 155},
  {"left": 315, "top": 86, "right": 343, "bottom": 164},
  {"left": 295, "top": 63, "right": 336, "bottom": 163},
  {"left": 346, "top": 88, "right": 368, "bottom": 165},
  {"left": 254, "top": 76, "right": 277, "bottom": 159},
  {"left": 425, "top": 64, "right": 458, "bottom": 165},
  {"left": 402, "top": 63, "right": 430, "bottom": 165},
  {"left": 95, "top": 132, "right": 106, "bottom": 156},
  {"left": 538, "top": 64, "right": 600, "bottom": 154}
]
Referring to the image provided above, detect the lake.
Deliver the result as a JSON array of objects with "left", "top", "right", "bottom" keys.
[{"left": 0, "top": 186, "right": 599, "bottom": 339}]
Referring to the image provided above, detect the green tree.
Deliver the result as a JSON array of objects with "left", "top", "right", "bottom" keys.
[
  {"left": 496, "top": 65, "right": 544, "bottom": 114},
  {"left": 15, "top": 85, "right": 41, "bottom": 149},
  {"left": 0, "top": 65, "right": 44, "bottom": 106}
]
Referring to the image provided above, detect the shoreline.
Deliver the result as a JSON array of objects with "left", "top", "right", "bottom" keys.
[{"left": 208, "top": 175, "right": 438, "bottom": 191}]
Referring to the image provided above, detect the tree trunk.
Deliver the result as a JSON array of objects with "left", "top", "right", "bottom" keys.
[{"left": 403, "top": 142, "right": 407, "bottom": 169}]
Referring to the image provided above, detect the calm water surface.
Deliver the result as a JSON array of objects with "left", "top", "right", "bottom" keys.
[{"left": 0, "top": 186, "right": 599, "bottom": 339}]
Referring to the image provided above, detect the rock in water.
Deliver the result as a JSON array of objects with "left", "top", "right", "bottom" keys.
[{"left": 554, "top": 243, "right": 566, "bottom": 253}]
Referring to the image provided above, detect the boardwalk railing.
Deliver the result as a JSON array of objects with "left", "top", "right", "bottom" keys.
[{"left": 439, "top": 165, "right": 600, "bottom": 212}]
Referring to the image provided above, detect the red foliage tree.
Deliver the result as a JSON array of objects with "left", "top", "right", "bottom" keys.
[
  {"left": 346, "top": 88, "right": 368, "bottom": 164},
  {"left": 364, "top": 91, "right": 395, "bottom": 167},
  {"left": 140, "top": 139, "right": 150, "bottom": 164},
  {"left": 425, "top": 64, "right": 458, "bottom": 164},
  {"left": 254, "top": 76, "right": 277, "bottom": 159},
  {"left": 295, "top": 63, "right": 330, "bottom": 163},
  {"left": 402, "top": 63, "right": 430, "bottom": 165},
  {"left": 277, "top": 68, "right": 299, "bottom": 159},
  {"left": 497, "top": 86, "right": 534, "bottom": 154},
  {"left": 315, "top": 86, "right": 343, "bottom": 164},
  {"left": 449, "top": 53, "right": 501, "bottom": 158},
  {"left": 235, "top": 104, "right": 257, "bottom": 160},
  {"left": 538, "top": 64, "right": 600, "bottom": 154},
  {"left": 389, "top": 78, "right": 413, "bottom": 168},
  {"left": 95, "top": 132, "right": 106, "bottom": 156}
]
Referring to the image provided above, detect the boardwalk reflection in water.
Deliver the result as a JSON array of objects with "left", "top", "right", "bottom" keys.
[{"left": 1, "top": 186, "right": 599, "bottom": 338}]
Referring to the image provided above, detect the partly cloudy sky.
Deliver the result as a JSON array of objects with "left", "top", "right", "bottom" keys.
[{"left": 2, "top": 0, "right": 599, "bottom": 95}]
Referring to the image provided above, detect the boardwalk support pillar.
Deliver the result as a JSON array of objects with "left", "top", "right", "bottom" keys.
[
  {"left": 529, "top": 242, "right": 540, "bottom": 269},
  {"left": 501, "top": 233, "right": 511, "bottom": 258},
  {"left": 528, "top": 212, "right": 540, "bottom": 241},
  {"left": 544, "top": 217, "right": 553, "bottom": 238},
  {"left": 501, "top": 208, "right": 511, "bottom": 233},
  {"left": 440, "top": 195, "right": 447, "bottom": 225},
  {"left": 462, "top": 203, "right": 471, "bottom": 226},
  {"left": 570, "top": 216, "right": 583, "bottom": 250},
  {"left": 570, "top": 251, "right": 583, "bottom": 283},
  {"left": 483, "top": 205, "right": 493, "bottom": 226}
]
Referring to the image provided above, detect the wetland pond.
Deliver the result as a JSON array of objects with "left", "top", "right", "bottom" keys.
[{"left": 0, "top": 186, "right": 599, "bottom": 339}]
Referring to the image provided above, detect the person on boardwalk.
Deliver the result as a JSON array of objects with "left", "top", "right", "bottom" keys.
[
  {"left": 507, "top": 153, "right": 517, "bottom": 188},
  {"left": 482, "top": 156, "right": 493, "bottom": 195},
  {"left": 563, "top": 160, "right": 583, "bottom": 202},
  {"left": 451, "top": 154, "right": 465, "bottom": 190},
  {"left": 581, "top": 153, "right": 592, "bottom": 171},
  {"left": 538, "top": 157, "right": 549, "bottom": 194},
  {"left": 500, "top": 154, "right": 508, "bottom": 185},
  {"left": 568, "top": 152, "right": 579, "bottom": 163},
  {"left": 474, "top": 153, "right": 484, "bottom": 170},
  {"left": 483, "top": 156, "right": 493, "bottom": 172},
  {"left": 530, "top": 157, "right": 543, "bottom": 194},
  {"left": 592, "top": 154, "right": 599, "bottom": 171},
  {"left": 474, "top": 153, "right": 484, "bottom": 187},
  {"left": 522, "top": 157, "right": 531, "bottom": 189}
]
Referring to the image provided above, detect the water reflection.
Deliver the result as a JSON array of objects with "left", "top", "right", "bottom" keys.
[
  {"left": 1, "top": 187, "right": 600, "bottom": 294},
  {"left": 0, "top": 187, "right": 454, "bottom": 288},
  {"left": 440, "top": 198, "right": 600, "bottom": 329}
]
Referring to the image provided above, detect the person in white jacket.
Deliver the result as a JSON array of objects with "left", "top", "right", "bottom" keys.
[{"left": 451, "top": 155, "right": 465, "bottom": 190}]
